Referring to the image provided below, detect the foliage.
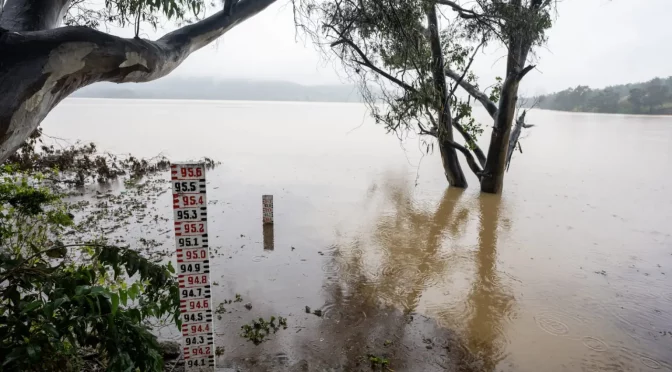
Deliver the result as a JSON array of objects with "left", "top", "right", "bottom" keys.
[
  {"left": 6, "top": 128, "right": 217, "bottom": 189},
  {"left": 367, "top": 353, "right": 390, "bottom": 370},
  {"left": 296, "top": 0, "right": 554, "bottom": 189},
  {"left": 0, "top": 166, "right": 181, "bottom": 371},
  {"left": 65, "top": 0, "right": 210, "bottom": 32},
  {"left": 534, "top": 76, "right": 672, "bottom": 115},
  {"left": 240, "top": 316, "right": 288, "bottom": 345},
  {"left": 6, "top": 129, "right": 170, "bottom": 187}
]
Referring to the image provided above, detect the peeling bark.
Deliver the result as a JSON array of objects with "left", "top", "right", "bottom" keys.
[
  {"left": 506, "top": 110, "right": 531, "bottom": 171},
  {"left": 0, "top": 0, "right": 275, "bottom": 162}
]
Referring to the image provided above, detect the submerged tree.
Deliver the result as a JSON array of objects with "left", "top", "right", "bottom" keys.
[
  {"left": 0, "top": 0, "right": 275, "bottom": 162},
  {"left": 295, "top": 0, "right": 554, "bottom": 193}
]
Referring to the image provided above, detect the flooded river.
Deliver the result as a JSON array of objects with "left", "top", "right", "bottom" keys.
[{"left": 44, "top": 99, "right": 672, "bottom": 371}]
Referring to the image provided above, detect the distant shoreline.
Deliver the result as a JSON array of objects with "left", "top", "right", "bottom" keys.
[
  {"left": 66, "top": 96, "right": 367, "bottom": 105},
  {"left": 72, "top": 78, "right": 367, "bottom": 103},
  {"left": 530, "top": 107, "right": 672, "bottom": 117}
]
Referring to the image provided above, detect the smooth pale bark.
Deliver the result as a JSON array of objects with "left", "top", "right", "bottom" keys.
[
  {"left": 426, "top": 5, "right": 467, "bottom": 188},
  {"left": 0, "top": 0, "right": 275, "bottom": 162}
]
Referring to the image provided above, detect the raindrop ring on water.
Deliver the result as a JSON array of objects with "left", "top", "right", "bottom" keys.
[
  {"left": 581, "top": 336, "right": 608, "bottom": 352},
  {"left": 534, "top": 313, "right": 570, "bottom": 336}
]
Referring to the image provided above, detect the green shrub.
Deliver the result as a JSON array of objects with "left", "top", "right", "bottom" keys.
[{"left": 0, "top": 166, "right": 180, "bottom": 371}]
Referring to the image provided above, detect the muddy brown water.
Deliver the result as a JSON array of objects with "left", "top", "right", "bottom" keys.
[{"left": 45, "top": 99, "right": 672, "bottom": 371}]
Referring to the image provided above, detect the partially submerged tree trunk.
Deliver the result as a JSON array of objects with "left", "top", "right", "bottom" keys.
[
  {"left": 480, "top": 74, "right": 521, "bottom": 193},
  {"left": 0, "top": 0, "right": 275, "bottom": 162},
  {"left": 427, "top": 5, "right": 467, "bottom": 188},
  {"left": 297, "top": 0, "right": 552, "bottom": 194}
]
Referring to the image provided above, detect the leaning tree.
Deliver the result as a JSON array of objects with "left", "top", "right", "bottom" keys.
[
  {"left": 0, "top": 0, "right": 275, "bottom": 162},
  {"left": 296, "top": 0, "right": 553, "bottom": 193}
]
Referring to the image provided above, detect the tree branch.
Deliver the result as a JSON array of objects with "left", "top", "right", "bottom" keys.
[
  {"left": 452, "top": 121, "right": 486, "bottom": 167},
  {"left": 0, "top": 0, "right": 276, "bottom": 162},
  {"left": 0, "top": 0, "right": 71, "bottom": 31},
  {"left": 327, "top": 26, "right": 417, "bottom": 93},
  {"left": 436, "top": 0, "right": 480, "bottom": 19},
  {"left": 506, "top": 109, "right": 530, "bottom": 171},
  {"left": 444, "top": 67, "right": 498, "bottom": 119},
  {"left": 517, "top": 64, "right": 536, "bottom": 81},
  {"left": 447, "top": 38, "right": 484, "bottom": 101},
  {"left": 443, "top": 139, "right": 484, "bottom": 178},
  {"left": 224, "top": 0, "right": 237, "bottom": 16}
]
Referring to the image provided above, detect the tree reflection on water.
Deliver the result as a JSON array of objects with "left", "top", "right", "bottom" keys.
[{"left": 307, "top": 177, "right": 515, "bottom": 371}]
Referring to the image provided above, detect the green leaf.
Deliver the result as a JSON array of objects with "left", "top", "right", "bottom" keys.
[
  {"left": 53, "top": 296, "right": 68, "bottom": 308},
  {"left": 43, "top": 323, "right": 59, "bottom": 338},
  {"left": 21, "top": 301, "right": 42, "bottom": 314},
  {"left": 26, "top": 344, "right": 40, "bottom": 360},
  {"left": 128, "top": 283, "right": 138, "bottom": 301},
  {"left": 111, "top": 293, "right": 119, "bottom": 315},
  {"left": 90, "top": 286, "right": 108, "bottom": 297},
  {"left": 120, "top": 289, "right": 128, "bottom": 306},
  {"left": 75, "top": 285, "right": 90, "bottom": 296}
]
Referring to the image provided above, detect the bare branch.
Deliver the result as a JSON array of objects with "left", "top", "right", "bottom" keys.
[
  {"left": 352, "top": 59, "right": 416, "bottom": 93},
  {"left": 436, "top": 0, "right": 481, "bottom": 19},
  {"left": 327, "top": 25, "right": 418, "bottom": 93},
  {"left": 517, "top": 64, "right": 536, "bottom": 81},
  {"left": 506, "top": 109, "right": 531, "bottom": 171},
  {"left": 443, "top": 140, "right": 484, "bottom": 178}
]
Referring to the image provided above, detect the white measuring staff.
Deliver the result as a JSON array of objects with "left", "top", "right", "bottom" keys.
[{"left": 171, "top": 163, "right": 215, "bottom": 372}]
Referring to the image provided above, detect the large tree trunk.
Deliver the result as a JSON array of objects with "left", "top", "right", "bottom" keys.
[
  {"left": 0, "top": 0, "right": 275, "bottom": 162},
  {"left": 426, "top": 5, "right": 467, "bottom": 188},
  {"left": 480, "top": 1, "right": 535, "bottom": 194},
  {"left": 480, "top": 74, "right": 520, "bottom": 194}
]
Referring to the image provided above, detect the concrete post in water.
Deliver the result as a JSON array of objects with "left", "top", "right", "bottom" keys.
[
  {"left": 262, "top": 195, "right": 273, "bottom": 224},
  {"left": 263, "top": 223, "right": 274, "bottom": 250},
  {"left": 171, "top": 163, "right": 215, "bottom": 372}
]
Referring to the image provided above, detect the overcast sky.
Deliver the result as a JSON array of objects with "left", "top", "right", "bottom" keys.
[{"left": 146, "top": 0, "right": 671, "bottom": 95}]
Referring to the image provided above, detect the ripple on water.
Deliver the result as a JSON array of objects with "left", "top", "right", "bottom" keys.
[
  {"left": 617, "top": 347, "right": 672, "bottom": 371},
  {"left": 251, "top": 255, "right": 266, "bottom": 262},
  {"left": 321, "top": 261, "right": 341, "bottom": 276},
  {"left": 533, "top": 310, "right": 585, "bottom": 337},
  {"left": 273, "top": 352, "right": 289, "bottom": 365},
  {"left": 608, "top": 301, "right": 672, "bottom": 333},
  {"left": 320, "top": 302, "right": 343, "bottom": 322},
  {"left": 582, "top": 336, "right": 608, "bottom": 352},
  {"left": 618, "top": 284, "right": 663, "bottom": 303},
  {"left": 665, "top": 292, "right": 672, "bottom": 304},
  {"left": 640, "top": 355, "right": 663, "bottom": 370},
  {"left": 381, "top": 264, "right": 401, "bottom": 278}
]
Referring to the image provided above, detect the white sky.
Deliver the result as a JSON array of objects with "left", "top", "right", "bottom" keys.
[{"left": 137, "top": 0, "right": 672, "bottom": 94}]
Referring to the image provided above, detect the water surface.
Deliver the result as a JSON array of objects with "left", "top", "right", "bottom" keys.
[{"left": 44, "top": 99, "right": 672, "bottom": 371}]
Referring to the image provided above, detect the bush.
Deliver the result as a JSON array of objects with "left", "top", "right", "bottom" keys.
[{"left": 0, "top": 166, "right": 180, "bottom": 371}]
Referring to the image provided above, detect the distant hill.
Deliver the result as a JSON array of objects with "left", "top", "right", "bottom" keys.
[
  {"left": 72, "top": 77, "right": 365, "bottom": 103},
  {"left": 531, "top": 76, "right": 672, "bottom": 115}
]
